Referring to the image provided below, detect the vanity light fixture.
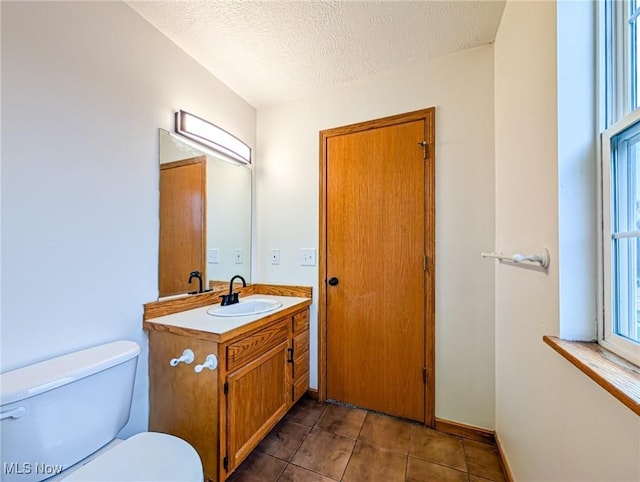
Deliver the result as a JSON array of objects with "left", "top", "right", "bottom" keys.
[{"left": 175, "top": 110, "right": 251, "bottom": 165}]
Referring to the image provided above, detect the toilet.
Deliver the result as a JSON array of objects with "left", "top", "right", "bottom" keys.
[{"left": 0, "top": 340, "right": 203, "bottom": 482}]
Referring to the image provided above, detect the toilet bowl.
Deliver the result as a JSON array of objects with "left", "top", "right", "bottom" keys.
[
  {"left": 0, "top": 341, "right": 203, "bottom": 482},
  {"left": 58, "top": 433, "right": 202, "bottom": 481}
]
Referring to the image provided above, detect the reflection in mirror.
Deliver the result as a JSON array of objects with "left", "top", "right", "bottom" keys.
[{"left": 158, "top": 128, "right": 251, "bottom": 299}]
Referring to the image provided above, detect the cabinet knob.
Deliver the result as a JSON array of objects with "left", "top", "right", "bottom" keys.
[
  {"left": 169, "top": 349, "right": 195, "bottom": 367},
  {"left": 328, "top": 277, "right": 339, "bottom": 286},
  {"left": 195, "top": 354, "right": 218, "bottom": 373}
]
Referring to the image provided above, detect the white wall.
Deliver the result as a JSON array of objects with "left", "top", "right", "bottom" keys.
[
  {"left": 1, "top": 1, "right": 255, "bottom": 436},
  {"left": 207, "top": 159, "right": 252, "bottom": 283},
  {"left": 256, "top": 46, "right": 497, "bottom": 429},
  {"left": 494, "top": 1, "right": 640, "bottom": 480}
]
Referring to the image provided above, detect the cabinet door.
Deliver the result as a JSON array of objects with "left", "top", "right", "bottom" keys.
[{"left": 226, "top": 339, "right": 289, "bottom": 471}]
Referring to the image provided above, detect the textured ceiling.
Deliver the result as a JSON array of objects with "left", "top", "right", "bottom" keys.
[{"left": 127, "top": 1, "right": 506, "bottom": 107}]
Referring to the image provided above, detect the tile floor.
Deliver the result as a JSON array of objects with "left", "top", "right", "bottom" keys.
[{"left": 227, "top": 397, "right": 506, "bottom": 482}]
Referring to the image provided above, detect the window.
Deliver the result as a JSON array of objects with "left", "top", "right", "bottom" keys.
[{"left": 601, "top": 0, "right": 640, "bottom": 364}]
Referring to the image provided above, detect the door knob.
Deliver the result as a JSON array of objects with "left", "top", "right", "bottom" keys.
[{"left": 328, "top": 277, "right": 339, "bottom": 286}]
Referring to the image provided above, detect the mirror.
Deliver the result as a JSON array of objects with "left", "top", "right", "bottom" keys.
[{"left": 158, "top": 128, "right": 251, "bottom": 298}]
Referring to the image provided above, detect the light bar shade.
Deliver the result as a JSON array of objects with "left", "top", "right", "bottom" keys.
[{"left": 175, "top": 110, "right": 251, "bottom": 165}]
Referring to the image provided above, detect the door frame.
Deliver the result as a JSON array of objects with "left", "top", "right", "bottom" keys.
[{"left": 318, "top": 108, "right": 436, "bottom": 426}]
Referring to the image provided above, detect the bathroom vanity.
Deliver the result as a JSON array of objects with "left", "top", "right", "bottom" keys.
[{"left": 143, "top": 290, "right": 311, "bottom": 482}]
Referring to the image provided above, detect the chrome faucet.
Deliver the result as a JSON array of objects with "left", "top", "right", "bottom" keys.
[
  {"left": 220, "top": 275, "right": 246, "bottom": 306},
  {"left": 188, "top": 270, "right": 203, "bottom": 294}
]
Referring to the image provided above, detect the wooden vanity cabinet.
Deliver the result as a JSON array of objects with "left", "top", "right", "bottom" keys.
[{"left": 147, "top": 306, "right": 310, "bottom": 482}]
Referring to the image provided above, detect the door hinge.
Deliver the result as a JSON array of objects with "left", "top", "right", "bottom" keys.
[
  {"left": 223, "top": 381, "right": 229, "bottom": 395},
  {"left": 417, "top": 141, "right": 427, "bottom": 160},
  {"left": 223, "top": 455, "right": 228, "bottom": 471},
  {"left": 422, "top": 366, "right": 427, "bottom": 384}
]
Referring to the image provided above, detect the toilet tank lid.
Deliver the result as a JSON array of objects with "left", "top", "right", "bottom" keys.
[{"left": 1, "top": 340, "right": 140, "bottom": 406}]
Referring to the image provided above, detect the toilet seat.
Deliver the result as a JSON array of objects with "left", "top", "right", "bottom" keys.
[{"left": 62, "top": 432, "right": 203, "bottom": 482}]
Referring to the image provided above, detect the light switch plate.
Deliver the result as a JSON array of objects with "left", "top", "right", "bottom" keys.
[
  {"left": 300, "top": 248, "right": 316, "bottom": 266},
  {"left": 208, "top": 248, "right": 220, "bottom": 264}
]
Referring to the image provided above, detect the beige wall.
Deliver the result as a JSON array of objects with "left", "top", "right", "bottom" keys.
[
  {"left": 256, "top": 46, "right": 497, "bottom": 429},
  {"left": 494, "top": 1, "right": 640, "bottom": 480}
]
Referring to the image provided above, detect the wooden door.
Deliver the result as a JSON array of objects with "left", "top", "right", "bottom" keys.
[
  {"left": 159, "top": 156, "right": 206, "bottom": 297},
  {"left": 226, "top": 340, "right": 289, "bottom": 472},
  {"left": 320, "top": 109, "right": 435, "bottom": 424}
]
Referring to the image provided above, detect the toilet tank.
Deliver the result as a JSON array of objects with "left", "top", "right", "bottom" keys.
[{"left": 0, "top": 341, "right": 141, "bottom": 482}]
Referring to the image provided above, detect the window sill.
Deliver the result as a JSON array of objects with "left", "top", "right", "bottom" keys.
[{"left": 543, "top": 336, "right": 640, "bottom": 416}]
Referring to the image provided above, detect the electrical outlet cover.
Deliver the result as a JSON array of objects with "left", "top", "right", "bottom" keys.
[{"left": 271, "top": 249, "right": 280, "bottom": 265}]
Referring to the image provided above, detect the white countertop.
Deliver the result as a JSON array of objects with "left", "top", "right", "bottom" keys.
[{"left": 146, "top": 294, "right": 311, "bottom": 337}]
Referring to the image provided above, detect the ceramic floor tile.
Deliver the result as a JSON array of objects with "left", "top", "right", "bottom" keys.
[
  {"left": 341, "top": 440, "right": 407, "bottom": 482},
  {"left": 291, "top": 428, "right": 356, "bottom": 480},
  {"left": 257, "top": 419, "right": 312, "bottom": 461},
  {"left": 246, "top": 401, "right": 509, "bottom": 482},
  {"left": 226, "top": 451, "right": 288, "bottom": 482},
  {"left": 358, "top": 412, "right": 415, "bottom": 453},
  {"left": 406, "top": 456, "right": 470, "bottom": 482},
  {"left": 463, "top": 440, "right": 506, "bottom": 482},
  {"left": 410, "top": 425, "right": 467, "bottom": 472},
  {"left": 315, "top": 403, "right": 367, "bottom": 439},
  {"left": 285, "top": 397, "right": 327, "bottom": 427},
  {"left": 278, "top": 464, "right": 338, "bottom": 482}
]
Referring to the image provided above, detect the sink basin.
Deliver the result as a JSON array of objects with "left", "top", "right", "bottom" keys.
[{"left": 207, "top": 298, "right": 283, "bottom": 317}]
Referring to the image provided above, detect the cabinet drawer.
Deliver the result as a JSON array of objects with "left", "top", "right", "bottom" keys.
[
  {"left": 292, "top": 350, "right": 308, "bottom": 380},
  {"left": 293, "top": 370, "right": 309, "bottom": 402},
  {"left": 292, "top": 310, "right": 309, "bottom": 333},
  {"left": 227, "top": 320, "right": 288, "bottom": 371},
  {"left": 292, "top": 329, "right": 309, "bottom": 359}
]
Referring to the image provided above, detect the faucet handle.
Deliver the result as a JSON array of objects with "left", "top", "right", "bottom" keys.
[{"left": 219, "top": 294, "right": 232, "bottom": 306}]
